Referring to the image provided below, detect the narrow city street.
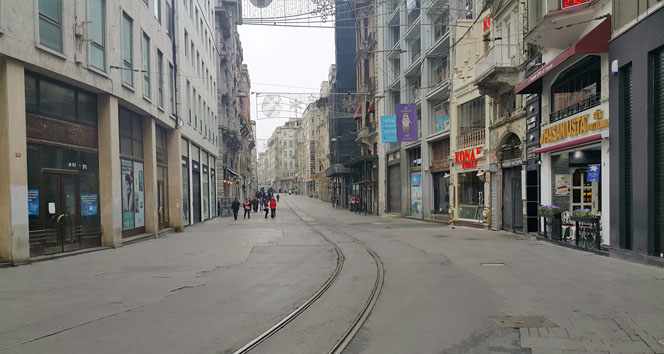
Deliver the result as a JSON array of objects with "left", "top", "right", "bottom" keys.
[{"left": 0, "top": 196, "right": 663, "bottom": 353}]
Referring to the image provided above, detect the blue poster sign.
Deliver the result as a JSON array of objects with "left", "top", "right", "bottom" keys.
[
  {"left": 587, "top": 164, "right": 600, "bottom": 182},
  {"left": 381, "top": 115, "right": 397, "bottom": 143},
  {"left": 81, "top": 193, "right": 98, "bottom": 216},
  {"left": 28, "top": 189, "right": 39, "bottom": 215}
]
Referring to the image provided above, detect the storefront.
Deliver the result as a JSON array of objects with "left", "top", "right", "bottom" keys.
[
  {"left": 386, "top": 151, "right": 401, "bottom": 214},
  {"left": 499, "top": 133, "right": 524, "bottom": 232},
  {"left": 202, "top": 151, "right": 210, "bottom": 220},
  {"left": 155, "top": 125, "right": 169, "bottom": 230},
  {"left": 430, "top": 138, "right": 450, "bottom": 219},
  {"left": 408, "top": 147, "right": 422, "bottom": 217},
  {"left": 181, "top": 138, "right": 190, "bottom": 226},
  {"left": 119, "top": 108, "right": 146, "bottom": 237},
  {"left": 191, "top": 144, "right": 202, "bottom": 223},
  {"left": 536, "top": 104, "right": 609, "bottom": 247},
  {"left": 25, "top": 73, "right": 102, "bottom": 256},
  {"left": 453, "top": 145, "right": 489, "bottom": 225}
]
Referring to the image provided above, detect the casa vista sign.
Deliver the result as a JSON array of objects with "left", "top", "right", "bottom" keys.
[{"left": 540, "top": 108, "right": 608, "bottom": 145}]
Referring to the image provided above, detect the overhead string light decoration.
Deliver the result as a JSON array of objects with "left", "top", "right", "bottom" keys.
[{"left": 242, "top": 0, "right": 333, "bottom": 23}]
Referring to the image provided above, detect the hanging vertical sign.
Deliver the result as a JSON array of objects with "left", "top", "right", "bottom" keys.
[
  {"left": 396, "top": 103, "right": 418, "bottom": 142},
  {"left": 586, "top": 164, "right": 600, "bottom": 182},
  {"left": 381, "top": 115, "right": 397, "bottom": 143}
]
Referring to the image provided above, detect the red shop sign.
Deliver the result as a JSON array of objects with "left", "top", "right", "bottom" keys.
[{"left": 455, "top": 146, "right": 484, "bottom": 169}]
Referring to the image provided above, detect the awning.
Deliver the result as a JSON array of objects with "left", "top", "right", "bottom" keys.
[
  {"left": 533, "top": 133, "right": 601, "bottom": 154},
  {"left": 325, "top": 164, "right": 353, "bottom": 177},
  {"left": 353, "top": 105, "right": 363, "bottom": 120},
  {"left": 368, "top": 101, "right": 375, "bottom": 113},
  {"left": 515, "top": 17, "right": 610, "bottom": 95},
  {"left": 224, "top": 167, "right": 238, "bottom": 177}
]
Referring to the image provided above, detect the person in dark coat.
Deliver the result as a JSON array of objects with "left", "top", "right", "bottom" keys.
[
  {"left": 252, "top": 197, "right": 259, "bottom": 213},
  {"left": 243, "top": 199, "right": 251, "bottom": 219},
  {"left": 231, "top": 198, "right": 240, "bottom": 220},
  {"left": 270, "top": 198, "right": 277, "bottom": 219},
  {"left": 276, "top": 194, "right": 280, "bottom": 202},
  {"left": 263, "top": 199, "right": 270, "bottom": 218}
]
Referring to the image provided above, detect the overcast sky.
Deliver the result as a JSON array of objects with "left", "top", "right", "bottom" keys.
[{"left": 238, "top": 25, "right": 335, "bottom": 153}]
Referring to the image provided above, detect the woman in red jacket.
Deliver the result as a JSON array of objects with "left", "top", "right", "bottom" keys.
[{"left": 270, "top": 198, "right": 277, "bottom": 219}]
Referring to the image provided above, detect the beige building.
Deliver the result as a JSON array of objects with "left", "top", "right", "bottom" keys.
[
  {"left": 0, "top": 0, "right": 217, "bottom": 264},
  {"left": 267, "top": 118, "right": 300, "bottom": 192}
]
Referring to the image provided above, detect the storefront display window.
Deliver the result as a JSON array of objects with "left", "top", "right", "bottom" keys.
[
  {"left": 202, "top": 152, "right": 209, "bottom": 220},
  {"left": 24, "top": 72, "right": 97, "bottom": 125},
  {"left": 551, "top": 147, "right": 602, "bottom": 214},
  {"left": 458, "top": 172, "right": 484, "bottom": 220},
  {"left": 550, "top": 56, "right": 601, "bottom": 122},
  {"left": 119, "top": 108, "right": 145, "bottom": 235}
]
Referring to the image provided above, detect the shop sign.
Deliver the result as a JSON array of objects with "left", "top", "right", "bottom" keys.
[
  {"left": 483, "top": 16, "right": 491, "bottom": 32},
  {"left": 430, "top": 161, "right": 450, "bottom": 172},
  {"left": 396, "top": 103, "right": 418, "bottom": 142},
  {"left": 540, "top": 108, "right": 608, "bottom": 145},
  {"left": 587, "top": 164, "right": 600, "bottom": 182},
  {"left": 380, "top": 115, "right": 397, "bottom": 143},
  {"left": 455, "top": 146, "right": 484, "bottom": 169},
  {"left": 561, "top": 0, "right": 590, "bottom": 9}
]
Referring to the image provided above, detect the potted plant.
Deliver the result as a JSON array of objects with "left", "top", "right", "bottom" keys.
[
  {"left": 538, "top": 205, "right": 562, "bottom": 240},
  {"left": 570, "top": 208, "right": 598, "bottom": 222}
]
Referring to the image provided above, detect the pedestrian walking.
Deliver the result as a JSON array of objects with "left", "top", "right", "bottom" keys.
[
  {"left": 263, "top": 199, "right": 270, "bottom": 218},
  {"left": 252, "top": 197, "right": 259, "bottom": 213},
  {"left": 276, "top": 194, "right": 280, "bottom": 202},
  {"left": 231, "top": 198, "right": 240, "bottom": 220},
  {"left": 270, "top": 198, "right": 277, "bottom": 219},
  {"left": 243, "top": 199, "right": 251, "bottom": 219}
]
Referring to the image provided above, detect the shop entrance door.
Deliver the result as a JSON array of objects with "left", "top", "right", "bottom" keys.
[
  {"left": 192, "top": 171, "right": 202, "bottom": 222},
  {"left": 41, "top": 172, "right": 80, "bottom": 254},
  {"left": 157, "top": 180, "right": 167, "bottom": 229},
  {"left": 502, "top": 167, "right": 523, "bottom": 232},
  {"left": 571, "top": 169, "right": 599, "bottom": 213}
]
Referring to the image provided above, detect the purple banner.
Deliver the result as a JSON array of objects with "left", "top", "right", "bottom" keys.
[{"left": 396, "top": 103, "right": 418, "bottom": 142}]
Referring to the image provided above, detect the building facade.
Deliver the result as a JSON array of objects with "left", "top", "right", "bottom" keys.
[
  {"left": 608, "top": 1, "right": 664, "bottom": 265},
  {"left": 268, "top": 118, "right": 300, "bottom": 193},
  {"left": 0, "top": 0, "right": 217, "bottom": 263}
]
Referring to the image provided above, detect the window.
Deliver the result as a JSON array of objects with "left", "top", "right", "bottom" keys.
[
  {"left": 154, "top": 0, "right": 161, "bottom": 23},
  {"left": 157, "top": 49, "right": 164, "bottom": 107},
  {"left": 191, "top": 42, "right": 195, "bottom": 66},
  {"left": 184, "top": 30, "right": 189, "bottom": 57},
  {"left": 122, "top": 13, "right": 133, "bottom": 86},
  {"left": 119, "top": 107, "right": 144, "bottom": 160},
  {"left": 169, "top": 63, "right": 175, "bottom": 114},
  {"left": 457, "top": 96, "right": 485, "bottom": 135},
  {"left": 142, "top": 33, "right": 151, "bottom": 98},
  {"left": 25, "top": 72, "right": 98, "bottom": 125},
  {"left": 550, "top": 56, "right": 601, "bottom": 122},
  {"left": 38, "top": 0, "right": 63, "bottom": 52},
  {"left": 187, "top": 80, "right": 191, "bottom": 123},
  {"left": 165, "top": 1, "right": 173, "bottom": 37},
  {"left": 89, "top": 0, "right": 105, "bottom": 71}
]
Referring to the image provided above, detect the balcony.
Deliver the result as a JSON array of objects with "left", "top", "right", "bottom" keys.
[
  {"left": 474, "top": 44, "right": 521, "bottom": 96},
  {"left": 456, "top": 129, "right": 485, "bottom": 150},
  {"left": 549, "top": 92, "right": 601, "bottom": 123},
  {"left": 355, "top": 125, "right": 378, "bottom": 148}
]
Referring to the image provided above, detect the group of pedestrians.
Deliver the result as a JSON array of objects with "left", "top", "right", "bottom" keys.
[{"left": 230, "top": 192, "right": 280, "bottom": 221}]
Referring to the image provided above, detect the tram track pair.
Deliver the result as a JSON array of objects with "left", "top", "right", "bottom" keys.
[{"left": 232, "top": 198, "right": 384, "bottom": 354}]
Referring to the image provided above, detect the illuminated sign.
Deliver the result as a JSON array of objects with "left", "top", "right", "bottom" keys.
[
  {"left": 540, "top": 109, "right": 608, "bottom": 145},
  {"left": 561, "top": 0, "right": 590, "bottom": 9},
  {"left": 455, "top": 146, "right": 484, "bottom": 169},
  {"left": 483, "top": 16, "right": 491, "bottom": 32}
]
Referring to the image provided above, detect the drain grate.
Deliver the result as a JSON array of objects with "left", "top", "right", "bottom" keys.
[
  {"left": 480, "top": 262, "right": 505, "bottom": 266},
  {"left": 492, "top": 316, "right": 558, "bottom": 328}
]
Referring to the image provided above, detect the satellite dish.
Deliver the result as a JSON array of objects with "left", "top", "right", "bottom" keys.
[
  {"left": 262, "top": 95, "right": 281, "bottom": 118},
  {"left": 250, "top": 0, "right": 272, "bottom": 8}
]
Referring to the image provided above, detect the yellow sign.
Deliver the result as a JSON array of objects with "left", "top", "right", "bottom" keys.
[{"left": 540, "top": 109, "right": 608, "bottom": 145}]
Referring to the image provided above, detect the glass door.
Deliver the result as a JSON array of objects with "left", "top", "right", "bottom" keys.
[
  {"left": 41, "top": 173, "right": 80, "bottom": 254},
  {"left": 571, "top": 170, "right": 593, "bottom": 212}
]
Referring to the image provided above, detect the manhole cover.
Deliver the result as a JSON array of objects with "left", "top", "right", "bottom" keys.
[
  {"left": 492, "top": 316, "right": 558, "bottom": 328},
  {"left": 480, "top": 262, "right": 505, "bottom": 266}
]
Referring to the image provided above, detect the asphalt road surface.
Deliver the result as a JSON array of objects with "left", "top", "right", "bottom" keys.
[{"left": 2, "top": 196, "right": 664, "bottom": 354}]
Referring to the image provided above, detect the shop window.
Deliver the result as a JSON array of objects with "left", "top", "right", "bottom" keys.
[
  {"left": 458, "top": 96, "right": 485, "bottom": 136},
  {"left": 550, "top": 56, "right": 601, "bottom": 122},
  {"left": 119, "top": 107, "right": 144, "bottom": 160},
  {"left": 25, "top": 73, "right": 97, "bottom": 125},
  {"left": 432, "top": 139, "right": 450, "bottom": 162},
  {"left": 38, "top": 0, "right": 63, "bottom": 52},
  {"left": 409, "top": 147, "right": 421, "bottom": 167}
]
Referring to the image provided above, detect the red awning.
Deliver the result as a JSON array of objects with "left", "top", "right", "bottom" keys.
[
  {"left": 368, "top": 101, "right": 375, "bottom": 113},
  {"left": 533, "top": 133, "right": 602, "bottom": 154},
  {"left": 515, "top": 17, "right": 611, "bottom": 95}
]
